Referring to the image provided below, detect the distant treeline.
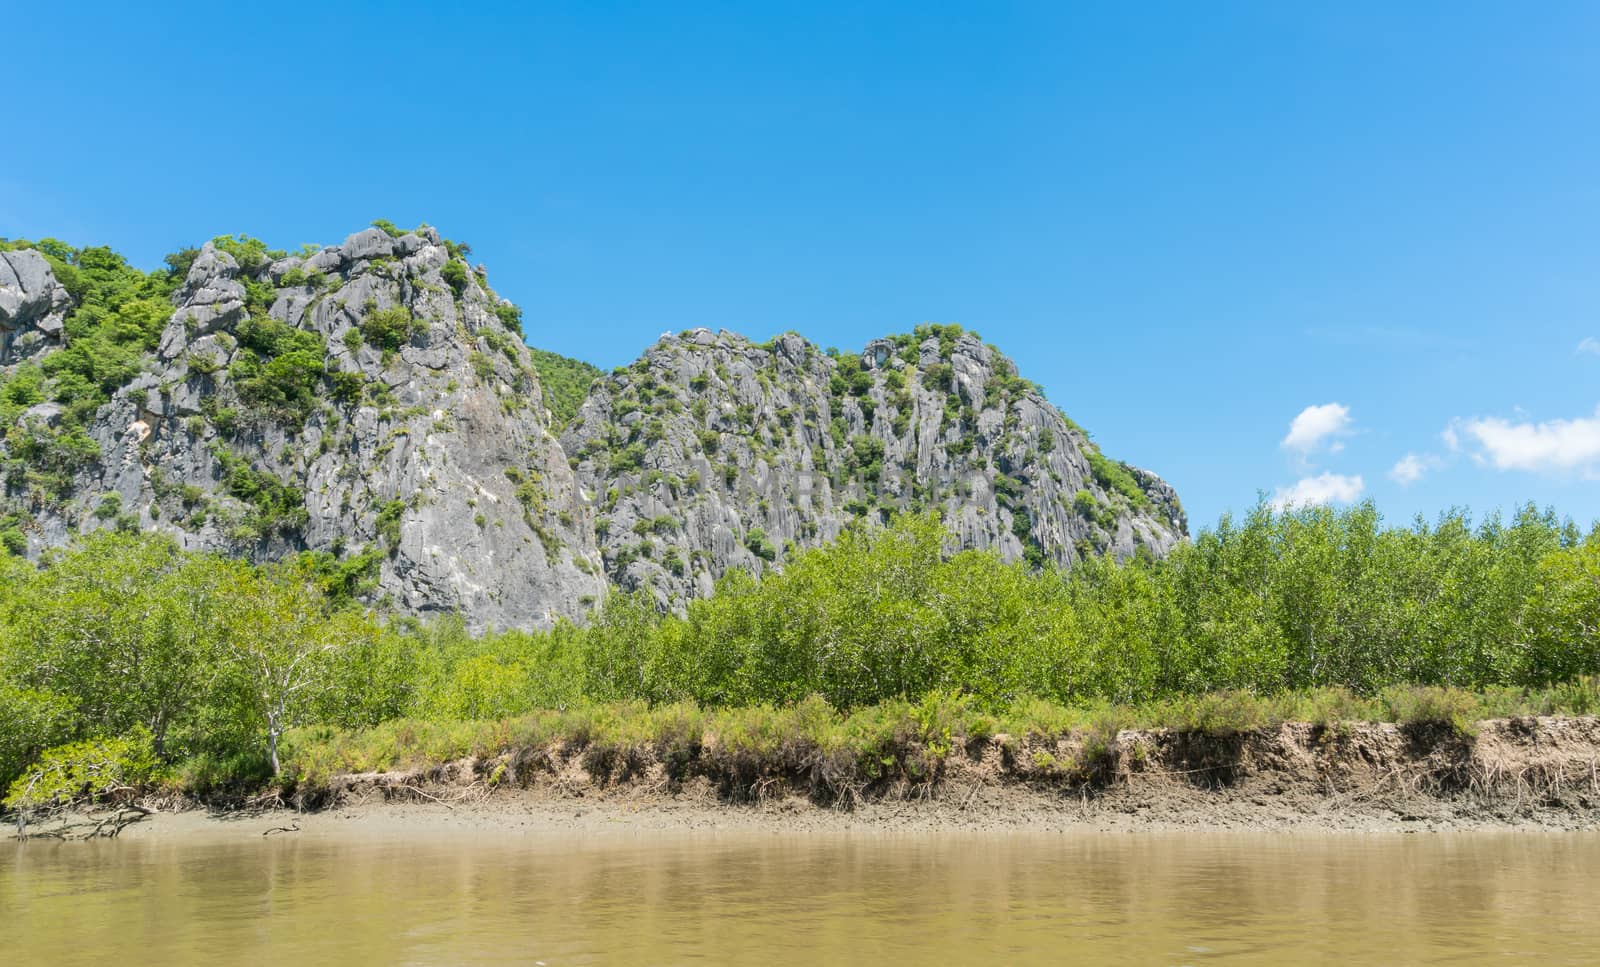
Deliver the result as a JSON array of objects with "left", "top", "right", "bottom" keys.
[{"left": 2, "top": 502, "right": 1598, "bottom": 805}]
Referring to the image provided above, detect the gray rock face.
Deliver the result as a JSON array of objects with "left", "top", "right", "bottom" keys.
[
  {"left": 562, "top": 328, "right": 1187, "bottom": 606},
  {"left": 0, "top": 229, "right": 605, "bottom": 630},
  {"left": 0, "top": 250, "right": 71, "bottom": 365},
  {"left": 0, "top": 231, "right": 1189, "bottom": 628}
]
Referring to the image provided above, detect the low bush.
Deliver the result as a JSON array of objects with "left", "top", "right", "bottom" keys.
[{"left": 4, "top": 729, "right": 166, "bottom": 814}]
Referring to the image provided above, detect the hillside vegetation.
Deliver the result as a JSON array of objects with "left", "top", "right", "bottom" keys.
[{"left": 528, "top": 347, "right": 603, "bottom": 428}]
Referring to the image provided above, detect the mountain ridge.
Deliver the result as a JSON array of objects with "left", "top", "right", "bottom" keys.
[
  {"left": 0, "top": 224, "right": 1186, "bottom": 627},
  {"left": 562, "top": 325, "right": 1185, "bottom": 605}
]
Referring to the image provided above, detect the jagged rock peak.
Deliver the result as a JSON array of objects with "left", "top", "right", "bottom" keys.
[
  {"left": 0, "top": 225, "right": 604, "bottom": 630},
  {"left": 563, "top": 324, "right": 1186, "bottom": 606}
]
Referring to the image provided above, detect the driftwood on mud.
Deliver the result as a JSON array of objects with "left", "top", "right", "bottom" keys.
[{"left": 14, "top": 805, "right": 152, "bottom": 841}]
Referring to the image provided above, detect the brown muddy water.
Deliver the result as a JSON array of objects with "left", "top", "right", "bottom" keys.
[{"left": 3, "top": 830, "right": 1597, "bottom": 965}]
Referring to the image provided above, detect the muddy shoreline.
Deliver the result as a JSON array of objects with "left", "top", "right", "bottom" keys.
[{"left": 9, "top": 717, "right": 1600, "bottom": 841}]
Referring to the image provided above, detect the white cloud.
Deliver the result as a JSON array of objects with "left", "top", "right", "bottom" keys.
[
  {"left": 1579, "top": 337, "right": 1600, "bottom": 356},
  {"left": 1388, "top": 453, "right": 1432, "bottom": 485},
  {"left": 1452, "top": 408, "right": 1600, "bottom": 474},
  {"left": 1282, "top": 403, "right": 1352, "bottom": 453},
  {"left": 1270, "top": 472, "right": 1365, "bottom": 510}
]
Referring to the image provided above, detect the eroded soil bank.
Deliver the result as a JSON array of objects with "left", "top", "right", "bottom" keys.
[{"left": 15, "top": 716, "right": 1599, "bottom": 840}]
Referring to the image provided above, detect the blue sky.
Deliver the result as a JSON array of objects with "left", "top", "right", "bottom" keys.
[{"left": 6, "top": 2, "right": 1598, "bottom": 531}]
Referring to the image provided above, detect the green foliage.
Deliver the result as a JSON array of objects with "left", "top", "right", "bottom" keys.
[
  {"left": 405, "top": 618, "right": 586, "bottom": 721},
  {"left": 994, "top": 473, "right": 1023, "bottom": 502},
  {"left": 284, "top": 548, "right": 384, "bottom": 604},
  {"left": 375, "top": 499, "right": 406, "bottom": 548},
  {"left": 0, "top": 533, "right": 416, "bottom": 788},
  {"left": 830, "top": 355, "right": 875, "bottom": 397},
  {"left": 241, "top": 274, "right": 277, "bottom": 314},
  {"left": 2, "top": 499, "right": 1600, "bottom": 807},
  {"left": 358, "top": 303, "right": 421, "bottom": 352},
  {"left": 228, "top": 315, "right": 329, "bottom": 426},
  {"left": 1073, "top": 489, "right": 1115, "bottom": 530},
  {"left": 515, "top": 503, "right": 1600, "bottom": 712},
  {"left": 271, "top": 676, "right": 1600, "bottom": 800},
  {"left": 846, "top": 435, "right": 885, "bottom": 485},
  {"left": 744, "top": 527, "right": 777, "bottom": 562},
  {"left": 440, "top": 259, "right": 470, "bottom": 297},
  {"left": 611, "top": 442, "right": 646, "bottom": 473},
  {"left": 4, "top": 729, "right": 166, "bottom": 813},
  {"left": 212, "top": 234, "right": 275, "bottom": 274},
  {"left": 0, "top": 512, "right": 27, "bottom": 556},
  {"left": 163, "top": 247, "right": 199, "bottom": 279},
  {"left": 0, "top": 364, "right": 46, "bottom": 427},
  {"left": 912, "top": 323, "right": 966, "bottom": 359},
  {"left": 94, "top": 492, "right": 122, "bottom": 520},
  {"left": 1377, "top": 685, "right": 1485, "bottom": 738},
  {"left": 2, "top": 421, "right": 101, "bottom": 498},
  {"left": 199, "top": 398, "right": 238, "bottom": 435},
  {"left": 0, "top": 535, "right": 233, "bottom": 766},
  {"left": 493, "top": 301, "right": 524, "bottom": 337},
  {"left": 187, "top": 351, "right": 223, "bottom": 375},
  {"left": 1086, "top": 448, "right": 1149, "bottom": 509},
  {"left": 1523, "top": 532, "right": 1600, "bottom": 684},
  {"left": 0, "top": 685, "right": 74, "bottom": 794},
  {"left": 0, "top": 240, "right": 186, "bottom": 433},
  {"left": 215, "top": 448, "right": 309, "bottom": 539},
  {"left": 328, "top": 368, "right": 364, "bottom": 404},
  {"left": 469, "top": 352, "right": 496, "bottom": 382},
  {"left": 528, "top": 347, "right": 603, "bottom": 428}
]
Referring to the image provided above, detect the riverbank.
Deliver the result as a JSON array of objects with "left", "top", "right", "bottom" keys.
[{"left": 10, "top": 715, "right": 1599, "bottom": 840}]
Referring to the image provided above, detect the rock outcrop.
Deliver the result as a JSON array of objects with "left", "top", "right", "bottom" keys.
[
  {"left": 0, "top": 228, "right": 605, "bottom": 629},
  {"left": 562, "top": 327, "right": 1185, "bottom": 605},
  {"left": 0, "top": 228, "right": 1186, "bottom": 625},
  {"left": 0, "top": 250, "right": 71, "bottom": 365}
]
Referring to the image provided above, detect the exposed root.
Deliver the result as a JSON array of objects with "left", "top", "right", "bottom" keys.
[
  {"left": 15, "top": 804, "right": 152, "bottom": 841},
  {"left": 245, "top": 716, "right": 1600, "bottom": 828}
]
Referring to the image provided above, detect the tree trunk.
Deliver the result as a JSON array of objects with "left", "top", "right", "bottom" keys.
[{"left": 267, "top": 707, "right": 283, "bottom": 776}]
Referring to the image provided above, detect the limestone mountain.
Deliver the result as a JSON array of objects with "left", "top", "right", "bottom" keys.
[
  {"left": 0, "top": 225, "right": 1185, "bottom": 626},
  {"left": 0, "top": 227, "right": 604, "bottom": 629},
  {"left": 562, "top": 327, "right": 1185, "bottom": 604}
]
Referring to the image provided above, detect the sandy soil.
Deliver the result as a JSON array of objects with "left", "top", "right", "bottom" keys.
[{"left": 90, "top": 782, "right": 1595, "bottom": 845}]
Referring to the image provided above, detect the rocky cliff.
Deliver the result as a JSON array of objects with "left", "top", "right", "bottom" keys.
[
  {"left": 562, "top": 327, "right": 1185, "bottom": 604},
  {"left": 0, "top": 226, "right": 1185, "bottom": 625},
  {"left": 0, "top": 250, "right": 72, "bottom": 366},
  {"left": 0, "top": 227, "right": 604, "bottom": 629}
]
